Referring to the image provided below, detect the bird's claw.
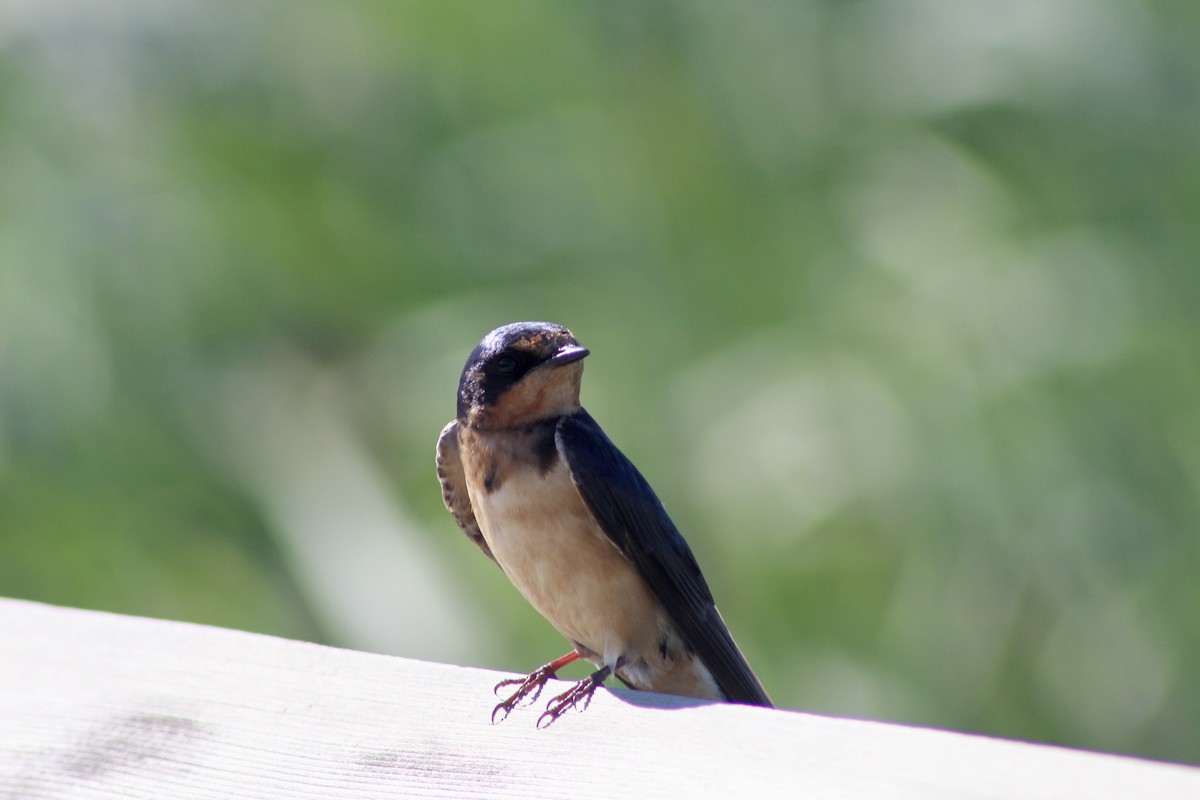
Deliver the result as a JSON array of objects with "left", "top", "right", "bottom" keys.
[
  {"left": 491, "top": 666, "right": 559, "bottom": 724},
  {"left": 535, "top": 675, "right": 603, "bottom": 728}
]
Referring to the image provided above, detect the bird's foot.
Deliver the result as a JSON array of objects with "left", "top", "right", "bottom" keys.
[
  {"left": 492, "top": 651, "right": 581, "bottom": 724},
  {"left": 492, "top": 670, "right": 554, "bottom": 723},
  {"left": 536, "top": 665, "right": 612, "bottom": 729}
]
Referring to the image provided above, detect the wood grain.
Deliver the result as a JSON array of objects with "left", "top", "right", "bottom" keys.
[{"left": 0, "top": 598, "right": 1196, "bottom": 799}]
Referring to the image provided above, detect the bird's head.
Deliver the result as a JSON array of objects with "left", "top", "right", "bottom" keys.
[{"left": 456, "top": 321, "right": 590, "bottom": 429}]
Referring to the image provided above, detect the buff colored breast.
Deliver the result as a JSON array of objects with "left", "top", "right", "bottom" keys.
[{"left": 467, "top": 453, "right": 664, "bottom": 667}]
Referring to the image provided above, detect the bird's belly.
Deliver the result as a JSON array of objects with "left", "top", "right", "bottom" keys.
[{"left": 469, "top": 460, "right": 665, "bottom": 666}]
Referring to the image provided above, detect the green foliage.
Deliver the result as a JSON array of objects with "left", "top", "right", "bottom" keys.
[{"left": 1, "top": 0, "right": 1198, "bottom": 763}]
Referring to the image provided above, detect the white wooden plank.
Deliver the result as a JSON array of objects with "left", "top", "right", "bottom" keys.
[{"left": 0, "top": 598, "right": 1196, "bottom": 799}]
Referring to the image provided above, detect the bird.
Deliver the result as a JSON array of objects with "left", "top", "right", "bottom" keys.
[{"left": 436, "top": 321, "right": 772, "bottom": 726}]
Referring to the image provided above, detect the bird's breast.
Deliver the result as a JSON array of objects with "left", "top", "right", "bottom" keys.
[{"left": 460, "top": 427, "right": 665, "bottom": 667}]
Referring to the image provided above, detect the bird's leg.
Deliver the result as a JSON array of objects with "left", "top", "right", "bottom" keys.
[
  {"left": 492, "top": 651, "right": 582, "bottom": 724},
  {"left": 536, "top": 663, "right": 613, "bottom": 728}
]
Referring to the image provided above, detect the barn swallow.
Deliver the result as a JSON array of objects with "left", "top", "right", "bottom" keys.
[{"left": 437, "top": 321, "right": 772, "bottom": 726}]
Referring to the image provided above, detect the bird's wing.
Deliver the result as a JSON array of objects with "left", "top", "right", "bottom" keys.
[
  {"left": 555, "top": 410, "right": 772, "bottom": 707},
  {"left": 436, "top": 420, "right": 496, "bottom": 563}
]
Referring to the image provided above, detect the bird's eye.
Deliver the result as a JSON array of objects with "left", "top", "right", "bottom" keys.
[{"left": 495, "top": 354, "right": 519, "bottom": 374}]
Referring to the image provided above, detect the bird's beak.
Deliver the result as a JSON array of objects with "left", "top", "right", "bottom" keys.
[{"left": 546, "top": 344, "right": 589, "bottom": 367}]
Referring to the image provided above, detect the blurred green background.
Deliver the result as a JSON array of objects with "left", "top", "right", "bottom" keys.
[{"left": 2, "top": 0, "right": 1198, "bottom": 765}]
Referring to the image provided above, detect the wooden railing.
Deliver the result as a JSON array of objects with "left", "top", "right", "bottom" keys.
[{"left": 1, "top": 597, "right": 1197, "bottom": 798}]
